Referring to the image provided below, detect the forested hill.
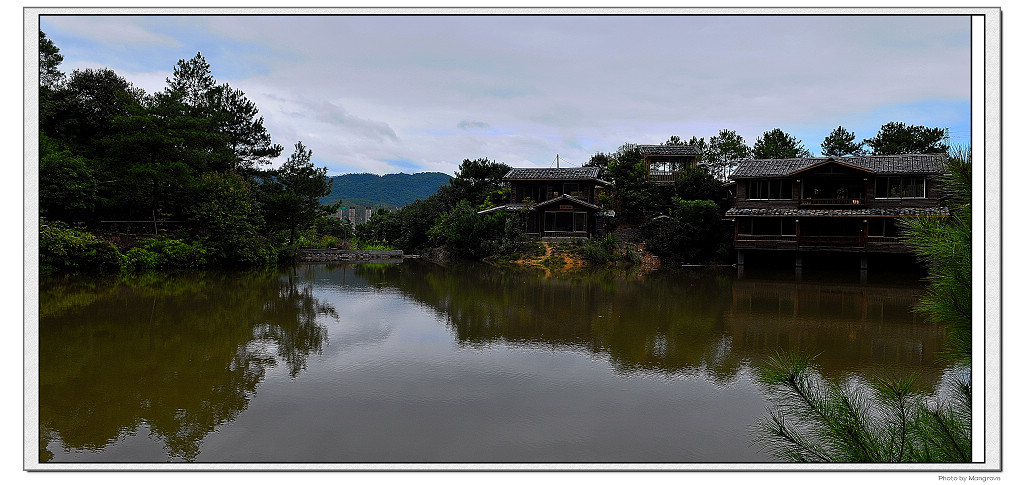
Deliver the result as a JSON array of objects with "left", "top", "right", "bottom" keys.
[{"left": 320, "top": 172, "right": 453, "bottom": 208}]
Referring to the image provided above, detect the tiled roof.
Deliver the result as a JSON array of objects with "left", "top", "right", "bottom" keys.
[
  {"left": 636, "top": 144, "right": 702, "bottom": 156},
  {"left": 725, "top": 207, "right": 950, "bottom": 217},
  {"left": 730, "top": 153, "right": 948, "bottom": 179},
  {"left": 476, "top": 195, "right": 603, "bottom": 214},
  {"left": 504, "top": 167, "right": 603, "bottom": 181},
  {"left": 532, "top": 194, "right": 603, "bottom": 211},
  {"left": 477, "top": 203, "right": 529, "bottom": 215}
]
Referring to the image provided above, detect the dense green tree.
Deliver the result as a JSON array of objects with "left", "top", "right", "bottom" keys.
[
  {"left": 163, "top": 52, "right": 218, "bottom": 110},
  {"left": 704, "top": 129, "right": 751, "bottom": 181},
  {"left": 39, "top": 68, "right": 167, "bottom": 222},
  {"left": 821, "top": 125, "right": 865, "bottom": 157},
  {"left": 438, "top": 158, "right": 511, "bottom": 209},
  {"left": 187, "top": 171, "right": 275, "bottom": 266},
  {"left": 36, "top": 35, "right": 332, "bottom": 271},
  {"left": 39, "top": 30, "right": 64, "bottom": 91},
  {"left": 687, "top": 136, "right": 708, "bottom": 161},
  {"left": 664, "top": 135, "right": 708, "bottom": 161},
  {"left": 209, "top": 83, "right": 284, "bottom": 173},
  {"left": 752, "top": 128, "right": 811, "bottom": 159},
  {"left": 606, "top": 146, "right": 656, "bottom": 222},
  {"left": 584, "top": 152, "right": 614, "bottom": 179},
  {"left": 264, "top": 142, "right": 333, "bottom": 245},
  {"left": 673, "top": 166, "right": 726, "bottom": 205},
  {"left": 156, "top": 53, "right": 282, "bottom": 174},
  {"left": 154, "top": 69, "right": 233, "bottom": 174},
  {"left": 39, "top": 134, "right": 97, "bottom": 222},
  {"left": 864, "top": 122, "right": 949, "bottom": 155},
  {"left": 355, "top": 197, "right": 445, "bottom": 251},
  {"left": 41, "top": 68, "right": 146, "bottom": 156},
  {"left": 428, "top": 200, "right": 512, "bottom": 258},
  {"left": 642, "top": 198, "right": 725, "bottom": 262}
]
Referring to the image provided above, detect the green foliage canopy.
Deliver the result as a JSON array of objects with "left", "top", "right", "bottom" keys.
[
  {"left": 263, "top": 142, "right": 333, "bottom": 245},
  {"left": 705, "top": 129, "right": 751, "bottom": 181},
  {"left": 821, "top": 125, "right": 866, "bottom": 157},
  {"left": 752, "top": 128, "right": 811, "bottom": 159},
  {"left": 900, "top": 148, "right": 972, "bottom": 363},
  {"left": 864, "top": 122, "right": 949, "bottom": 155}
]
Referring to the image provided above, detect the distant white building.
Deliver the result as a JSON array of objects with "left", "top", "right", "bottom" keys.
[{"left": 336, "top": 205, "right": 375, "bottom": 227}]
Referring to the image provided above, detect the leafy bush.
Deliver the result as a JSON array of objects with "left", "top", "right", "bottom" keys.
[
  {"left": 576, "top": 235, "right": 619, "bottom": 264},
  {"left": 318, "top": 235, "right": 342, "bottom": 249},
  {"left": 428, "top": 200, "right": 512, "bottom": 259},
  {"left": 353, "top": 239, "right": 396, "bottom": 251},
  {"left": 354, "top": 197, "right": 444, "bottom": 251},
  {"left": 119, "top": 237, "right": 208, "bottom": 272},
  {"left": 642, "top": 199, "right": 726, "bottom": 263},
  {"left": 143, "top": 237, "right": 208, "bottom": 267},
  {"left": 120, "top": 247, "right": 164, "bottom": 272},
  {"left": 39, "top": 220, "right": 121, "bottom": 274}
]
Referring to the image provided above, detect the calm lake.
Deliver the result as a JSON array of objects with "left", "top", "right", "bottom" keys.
[{"left": 38, "top": 260, "right": 951, "bottom": 464}]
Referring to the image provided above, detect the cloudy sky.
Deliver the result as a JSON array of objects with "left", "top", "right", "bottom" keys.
[{"left": 38, "top": 12, "right": 972, "bottom": 176}]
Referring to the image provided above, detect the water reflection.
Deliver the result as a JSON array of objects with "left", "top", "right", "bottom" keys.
[
  {"left": 38, "top": 262, "right": 945, "bottom": 463},
  {"left": 38, "top": 269, "right": 334, "bottom": 462},
  {"left": 357, "top": 262, "right": 944, "bottom": 387}
]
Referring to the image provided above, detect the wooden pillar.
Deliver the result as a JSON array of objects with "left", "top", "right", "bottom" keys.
[
  {"left": 737, "top": 249, "right": 745, "bottom": 266},
  {"left": 795, "top": 252, "right": 803, "bottom": 268},
  {"left": 860, "top": 254, "right": 868, "bottom": 270}
]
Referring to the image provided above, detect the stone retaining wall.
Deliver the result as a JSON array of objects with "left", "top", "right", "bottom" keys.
[{"left": 296, "top": 249, "right": 405, "bottom": 262}]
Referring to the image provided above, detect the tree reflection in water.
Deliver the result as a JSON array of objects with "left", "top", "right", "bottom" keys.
[
  {"left": 38, "top": 262, "right": 945, "bottom": 463},
  {"left": 38, "top": 268, "right": 334, "bottom": 462},
  {"left": 356, "top": 262, "right": 944, "bottom": 387}
]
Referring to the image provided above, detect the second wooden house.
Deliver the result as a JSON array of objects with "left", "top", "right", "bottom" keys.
[
  {"left": 726, "top": 153, "right": 949, "bottom": 268},
  {"left": 479, "top": 167, "right": 613, "bottom": 239}
]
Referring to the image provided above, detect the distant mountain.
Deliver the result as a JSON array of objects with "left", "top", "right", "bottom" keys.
[{"left": 320, "top": 172, "right": 453, "bottom": 208}]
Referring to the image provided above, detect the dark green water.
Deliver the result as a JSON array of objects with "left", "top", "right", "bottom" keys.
[{"left": 37, "top": 261, "right": 948, "bottom": 463}]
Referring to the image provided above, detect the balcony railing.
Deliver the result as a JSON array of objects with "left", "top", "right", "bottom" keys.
[
  {"left": 541, "top": 230, "right": 590, "bottom": 239},
  {"left": 799, "top": 198, "right": 862, "bottom": 206},
  {"left": 735, "top": 234, "right": 797, "bottom": 241},
  {"left": 798, "top": 235, "right": 865, "bottom": 246},
  {"left": 736, "top": 235, "right": 908, "bottom": 249},
  {"left": 648, "top": 171, "right": 680, "bottom": 183}
]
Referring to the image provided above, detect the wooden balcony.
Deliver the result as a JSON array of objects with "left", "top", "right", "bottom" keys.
[
  {"left": 735, "top": 235, "right": 910, "bottom": 252},
  {"left": 648, "top": 171, "right": 680, "bottom": 184}
]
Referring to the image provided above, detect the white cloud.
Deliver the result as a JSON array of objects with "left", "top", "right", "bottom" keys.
[
  {"left": 40, "top": 13, "right": 972, "bottom": 175},
  {"left": 44, "top": 16, "right": 182, "bottom": 47}
]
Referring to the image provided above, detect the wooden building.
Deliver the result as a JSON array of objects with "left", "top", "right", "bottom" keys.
[
  {"left": 726, "top": 153, "right": 949, "bottom": 267},
  {"left": 636, "top": 144, "right": 701, "bottom": 183},
  {"left": 479, "top": 167, "right": 612, "bottom": 239}
]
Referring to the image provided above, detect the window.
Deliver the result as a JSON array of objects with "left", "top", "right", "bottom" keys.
[
  {"left": 868, "top": 218, "right": 899, "bottom": 237},
  {"left": 543, "top": 211, "right": 588, "bottom": 233},
  {"left": 875, "top": 176, "right": 926, "bottom": 198},
  {"left": 748, "top": 217, "right": 797, "bottom": 236},
  {"left": 563, "top": 183, "right": 580, "bottom": 197},
  {"left": 748, "top": 180, "right": 793, "bottom": 200},
  {"left": 574, "top": 212, "right": 587, "bottom": 232}
]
